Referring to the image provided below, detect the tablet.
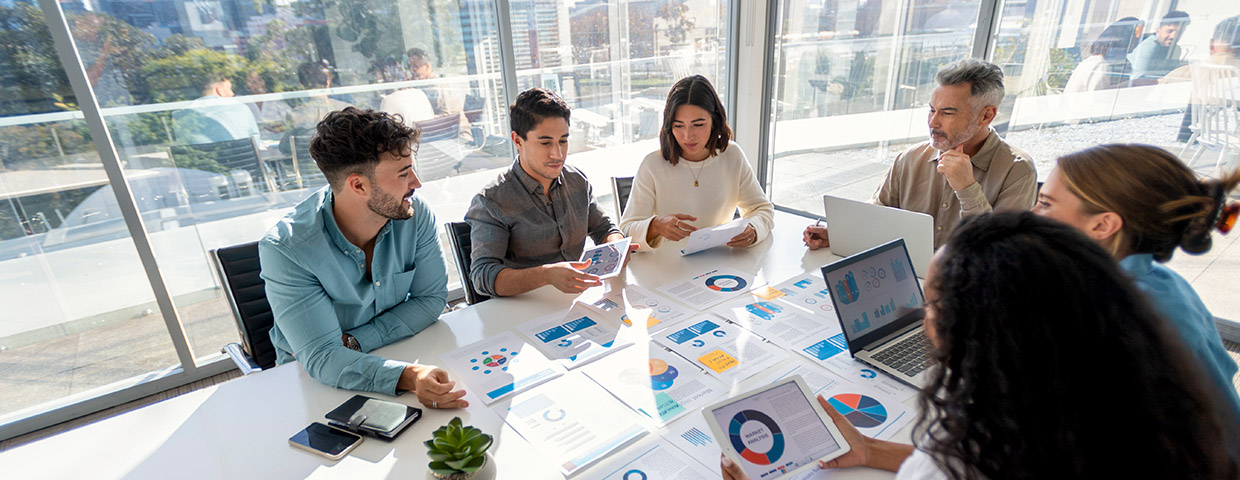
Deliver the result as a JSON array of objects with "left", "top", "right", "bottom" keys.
[
  {"left": 702, "top": 376, "right": 851, "bottom": 479},
  {"left": 578, "top": 237, "right": 631, "bottom": 279}
]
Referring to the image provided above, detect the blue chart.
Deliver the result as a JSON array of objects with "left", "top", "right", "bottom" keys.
[
  {"left": 834, "top": 271, "right": 861, "bottom": 305},
  {"left": 681, "top": 427, "right": 713, "bottom": 447},
  {"left": 852, "top": 313, "right": 871, "bottom": 333},
  {"left": 890, "top": 258, "right": 908, "bottom": 282},
  {"left": 828, "top": 394, "right": 888, "bottom": 429},
  {"left": 746, "top": 302, "right": 783, "bottom": 320},
  {"left": 622, "top": 470, "right": 648, "bottom": 480},
  {"left": 706, "top": 275, "right": 748, "bottom": 292},
  {"left": 904, "top": 294, "right": 919, "bottom": 310},
  {"left": 534, "top": 316, "right": 598, "bottom": 343},
  {"left": 873, "top": 298, "right": 897, "bottom": 320},
  {"left": 666, "top": 320, "right": 720, "bottom": 345},
  {"left": 729, "top": 410, "right": 785, "bottom": 465},
  {"left": 803, "top": 333, "right": 849, "bottom": 360}
]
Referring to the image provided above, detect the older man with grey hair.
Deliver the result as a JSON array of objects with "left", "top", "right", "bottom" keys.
[{"left": 804, "top": 58, "right": 1036, "bottom": 250}]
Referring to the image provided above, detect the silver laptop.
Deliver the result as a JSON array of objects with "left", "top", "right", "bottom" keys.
[
  {"left": 820, "top": 238, "right": 931, "bottom": 388},
  {"left": 823, "top": 195, "right": 934, "bottom": 276}
]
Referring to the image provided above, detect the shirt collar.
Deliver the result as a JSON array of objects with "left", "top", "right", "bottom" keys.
[
  {"left": 510, "top": 157, "right": 561, "bottom": 196},
  {"left": 319, "top": 189, "right": 391, "bottom": 254},
  {"left": 1119, "top": 253, "right": 1155, "bottom": 276}
]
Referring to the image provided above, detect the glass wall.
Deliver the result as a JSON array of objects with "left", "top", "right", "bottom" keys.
[
  {"left": 0, "top": 3, "right": 177, "bottom": 422},
  {"left": 767, "top": 0, "right": 983, "bottom": 213},
  {"left": 0, "top": 0, "right": 730, "bottom": 436}
]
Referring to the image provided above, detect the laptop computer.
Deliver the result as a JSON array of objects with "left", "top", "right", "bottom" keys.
[
  {"left": 823, "top": 195, "right": 934, "bottom": 276},
  {"left": 820, "top": 238, "right": 932, "bottom": 388}
]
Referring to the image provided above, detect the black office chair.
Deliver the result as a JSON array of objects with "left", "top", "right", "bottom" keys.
[
  {"left": 612, "top": 176, "right": 634, "bottom": 216},
  {"left": 210, "top": 241, "right": 276, "bottom": 374},
  {"left": 170, "top": 137, "right": 274, "bottom": 196},
  {"left": 445, "top": 221, "right": 490, "bottom": 305}
]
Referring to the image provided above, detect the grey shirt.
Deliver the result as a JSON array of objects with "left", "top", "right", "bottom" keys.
[{"left": 465, "top": 160, "right": 619, "bottom": 296}]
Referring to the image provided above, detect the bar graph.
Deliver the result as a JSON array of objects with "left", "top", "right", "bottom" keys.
[
  {"left": 873, "top": 298, "right": 897, "bottom": 319},
  {"left": 852, "top": 313, "right": 871, "bottom": 333},
  {"left": 904, "top": 294, "right": 919, "bottom": 310},
  {"left": 681, "top": 427, "right": 713, "bottom": 447},
  {"left": 891, "top": 258, "right": 908, "bottom": 282}
]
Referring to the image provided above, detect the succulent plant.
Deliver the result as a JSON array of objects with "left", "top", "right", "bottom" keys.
[{"left": 425, "top": 417, "right": 493, "bottom": 478}]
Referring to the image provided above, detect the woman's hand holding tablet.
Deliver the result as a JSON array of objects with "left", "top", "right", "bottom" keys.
[{"left": 702, "top": 376, "right": 852, "bottom": 480}]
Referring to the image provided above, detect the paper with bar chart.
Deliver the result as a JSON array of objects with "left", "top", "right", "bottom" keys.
[
  {"left": 770, "top": 272, "right": 840, "bottom": 322},
  {"left": 516, "top": 303, "right": 632, "bottom": 369},
  {"left": 658, "top": 267, "right": 760, "bottom": 310},
  {"left": 711, "top": 296, "right": 834, "bottom": 350},
  {"left": 580, "top": 343, "right": 727, "bottom": 426},
  {"left": 494, "top": 373, "right": 647, "bottom": 477},
  {"left": 439, "top": 331, "right": 564, "bottom": 405},
  {"left": 656, "top": 315, "right": 785, "bottom": 384},
  {"left": 580, "top": 284, "right": 693, "bottom": 335},
  {"left": 663, "top": 411, "right": 723, "bottom": 469}
]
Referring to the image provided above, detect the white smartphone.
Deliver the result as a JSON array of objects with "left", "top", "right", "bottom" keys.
[
  {"left": 288, "top": 422, "right": 363, "bottom": 461},
  {"left": 702, "top": 376, "right": 852, "bottom": 480}
]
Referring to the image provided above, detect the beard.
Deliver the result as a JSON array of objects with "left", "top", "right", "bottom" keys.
[
  {"left": 368, "top": 186, "right": 415, "bottom": 220},
  {"left": 930, "top": 122, "right": 981, "bottom": 151}
]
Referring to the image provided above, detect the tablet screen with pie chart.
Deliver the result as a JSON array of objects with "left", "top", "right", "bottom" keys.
[
  {"left": 702, "top": 376, "right": 851, "bottom": 480},
  {"left": 578, "top": 237, "right": 631, "bottom": 279}
]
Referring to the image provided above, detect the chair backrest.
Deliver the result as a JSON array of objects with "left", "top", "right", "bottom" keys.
[
  {"left": 416, "top": 114, "right": 462, "bottom": 143},
  {"left": 1189, "top": 64, "right": 1240, "bottom": 148},
  {"left": 289, "top": 135, "right": 328, "bottom": 189},
  {"left": 170, "top": 137, "right": 272, "bottom": 192},
  {"left": 210, "top": 241, "right": 277, "bottom": 369},
  {"left": 445, "top": 221, "right": 490, "bottom": 305},
  {"left": 612, "top": 176, "right": 634, "bottom": 216}
]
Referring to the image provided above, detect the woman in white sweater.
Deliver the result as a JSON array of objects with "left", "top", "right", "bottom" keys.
[{"left": 619, "top": 75, "right": 774, "bottom": 250}]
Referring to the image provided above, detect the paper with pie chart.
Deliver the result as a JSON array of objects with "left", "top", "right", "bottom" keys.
[
  {"left": 658, "top": 267, "right": 760, "bottom": 310},
  {"left": 770, "top": 272, "right": 840, "bottom": 322},
  {"left": 592, "top": 438, "right": 715, "bottom": 480},
  {"left": 655, "top": 315, "right": 785, "bottom": 384},
  {"left": 581, "top": 284, "right": 693, "bottom": 335},
  {"left": 494, "top": 373, "right": 648, "bottom": 477},
  {"left": 516, "top": 303, "right": 632, "bottom": 369},
  {"left": 754, "top": 362, "right": 912, "bottom": 441},
  {"left": 580, "top": 343, "right": 726, "bottom": 426},
  {"left": 822, "top": 352, "right": 919, "bottom": 402},
  {"left": 578, "top": 236, "right": 631, "bottom": 279},
  {"left": 439, "top": 331, "right": 564, "bottom": 405}
]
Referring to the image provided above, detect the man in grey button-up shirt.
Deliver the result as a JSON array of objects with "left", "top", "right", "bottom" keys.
[{"left": 466, "top": 88, "right": 624, "bottom": 297}]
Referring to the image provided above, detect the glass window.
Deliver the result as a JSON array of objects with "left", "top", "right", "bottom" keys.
[
  {"left": 61, "top": 0, "right": 508, "bottom": 364},
  {"left": 767, "top": 0, "right": 982, "bottom": 213},
  {"left": 0, "top": 3, "right": 177, "bottom": 422},
  {"left": 507, "top": 0, "right": 732, "bottom": 221}
]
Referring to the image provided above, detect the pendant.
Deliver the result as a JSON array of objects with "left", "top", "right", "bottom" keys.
[{"left": 694, "top": 180, "right": 699, "bottom": 187}]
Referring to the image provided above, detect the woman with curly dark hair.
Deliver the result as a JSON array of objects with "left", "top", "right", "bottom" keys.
[{"left": 721, "top": 212, "right": 1237, "bottom": 479}]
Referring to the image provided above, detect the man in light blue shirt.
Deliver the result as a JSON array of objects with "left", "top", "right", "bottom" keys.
[
  {"left": 172, "top": 76, "right": 261, "bottom": 145},
  {"left": 259, "top": 107, "right": 467, "bottom": 408},
  {"left": 1128, "top": 11, "right": 1190, "bottom": 81}
]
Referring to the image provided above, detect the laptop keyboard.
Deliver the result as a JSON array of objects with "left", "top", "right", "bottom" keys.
[{"left": 871, "top": 331, "right": 932, "bottom": 376}]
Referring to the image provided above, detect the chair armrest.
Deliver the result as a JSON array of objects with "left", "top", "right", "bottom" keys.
[{"left": 221, "top": 342, "right": 264, "bottom": 375}]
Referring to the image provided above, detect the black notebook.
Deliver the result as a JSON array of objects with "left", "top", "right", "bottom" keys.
[{"left": 325, "top": 395, "right": 421, "bottom": 439}]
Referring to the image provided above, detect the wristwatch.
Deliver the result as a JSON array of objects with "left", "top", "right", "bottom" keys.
[{"left": 342, "top": 333, "right": 361, "bottom": 352}]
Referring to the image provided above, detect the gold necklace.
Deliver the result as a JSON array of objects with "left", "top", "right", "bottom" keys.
[{"left": 687, "top": 162, "right": 704, "bottom": 187}]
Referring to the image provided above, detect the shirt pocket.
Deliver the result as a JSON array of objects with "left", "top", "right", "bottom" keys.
[{"left": 376, "top": 269, "right": 418, "bottom": 312}]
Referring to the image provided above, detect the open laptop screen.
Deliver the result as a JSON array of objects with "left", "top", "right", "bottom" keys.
[{"left": 820, "top": 238, "right": 924, "bottom": 354}]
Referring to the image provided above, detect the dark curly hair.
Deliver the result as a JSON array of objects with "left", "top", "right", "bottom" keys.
[
  {"left": 509, "top": 88, "right": 570, "bottom": 139},
  {"left": 659, "top": 75, "right": 732, "bottom": 165},
  {"left": 309, "top": 106, "right": 420, "bottom": 190},
  {"left": 1055, "top": 144, "right": 1240, "bottom": 262},
  {"left": 917, "top": 212, "right": 1237, "bottom": 479}
]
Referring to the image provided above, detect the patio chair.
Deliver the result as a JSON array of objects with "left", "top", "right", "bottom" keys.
[
  {"left": 1180, "top": 63, "right": 1240, "bottom": 174},
  {"left": 170, "top": 137, "right": 274, "bottom": 196}
]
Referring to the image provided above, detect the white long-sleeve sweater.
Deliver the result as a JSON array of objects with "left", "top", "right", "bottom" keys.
[{"left": 619, "top": 141, "right": 775, "bottom": 250}]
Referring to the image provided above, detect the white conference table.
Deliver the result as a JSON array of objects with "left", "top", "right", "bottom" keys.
[{"left": 2, "top": 211, "right": 914, "bottom": 480}]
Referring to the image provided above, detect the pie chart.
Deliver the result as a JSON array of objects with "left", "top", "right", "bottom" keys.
[
  {"left": 828, "top": 393, "right": 887, "bottom": 428},
  {"left": 728, "top": 409, "right": 785, "bottom": 465},
  {"left": 705, "top": 275, "right": 747, "bottom": 292}
]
